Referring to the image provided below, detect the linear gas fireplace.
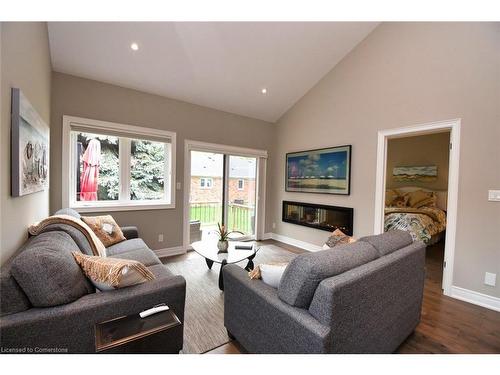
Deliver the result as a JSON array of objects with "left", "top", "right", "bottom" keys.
[{"left": 282, "top": 201, "right": 353, "bottom": 235}]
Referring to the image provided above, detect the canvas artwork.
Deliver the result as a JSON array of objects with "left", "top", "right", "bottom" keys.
[
  {"left": 286, "top": 145, "right": 351, "bottom": 195},
  {"left": 11, "top": 88, "right": 50, "bottom": 197},
  {"left": 392, "top": 165, "right": 437, "bottom": 182}
]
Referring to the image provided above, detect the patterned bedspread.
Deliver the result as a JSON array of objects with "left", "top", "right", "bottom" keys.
[{"left": 384, "top": 206, "right": 446, "bottom": 244}]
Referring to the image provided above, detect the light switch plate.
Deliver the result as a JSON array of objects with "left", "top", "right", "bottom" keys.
[
  {"left": 158, "top": 234, "right": 164, "bottom": 243},
  {"left": 484, "top": 272, "right": 496, "bottom": 287},
  {"left": 176, "top": 182, "right": 182, "bottom": 190},
  {"left": 488, "top": 190, "right": 500, "bottom": 201}
]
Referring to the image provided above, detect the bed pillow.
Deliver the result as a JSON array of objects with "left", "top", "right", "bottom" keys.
[
  {"left": 391, "top": 195, "right": 409, "bottom": 207},
  {"left": 72, "top": 252, "right": 155, "bottom": 291},
  {"left": 414, "top": 192, "right": 437, "bottom": 208},
  {"left": 406, "top": 190, "right": 437, "bottom": 208},
  {"left": 81, "top": 215, "right": 126, "bottom": 247},
  {"left": 385, "top": 189, "right": 400, "bottom": 206}
]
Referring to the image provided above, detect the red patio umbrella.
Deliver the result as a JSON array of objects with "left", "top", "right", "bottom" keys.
[{"left": 80, "top": 139, "right": 101, "bottom": 201}]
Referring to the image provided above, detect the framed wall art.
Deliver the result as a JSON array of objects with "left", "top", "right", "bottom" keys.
[
  {"left": 11, "top": 88, "right": 50, "bottom": 197},
  {"left": 285, "top": 145, "right": 351, "bottom": 195}
]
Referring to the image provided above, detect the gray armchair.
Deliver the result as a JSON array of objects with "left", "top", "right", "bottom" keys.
[{"left": 223, "top": 230, "right": 426, "bottom": 353}]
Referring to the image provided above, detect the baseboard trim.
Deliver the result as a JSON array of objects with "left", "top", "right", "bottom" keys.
[
  {"left": 154, "top": 246, "right": 186, "bottom": 258},
  {"left": 262, "top": 232, "right": 273, "bottom": 240},
  {"left": 263, "top": 232, "right": 323, "bottom": 252},
  {"left": 449, "top": 285, "right": 500, "bottom": 312}
]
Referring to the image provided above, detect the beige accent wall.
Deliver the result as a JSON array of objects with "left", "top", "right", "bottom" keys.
[
  {"left": 50, "top": 72, "right": 275, "bottom": 250},
  {"left": 386, "top": 132, "right": 450, "bottom": 191},
  {"left": 1, "top": 23, "right": 52, "bottom": 265},
  {"left": 270, "top": 23, "right": 500, "bottom": 298}
]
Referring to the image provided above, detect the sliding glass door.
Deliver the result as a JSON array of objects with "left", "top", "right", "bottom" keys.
[
  {"left": 227, "top": 155, "right": 257, "bottom": 238},
  {"left": 188, "top": 150, "right": 258, "bottom": 244},
  {"left": 189, "top": 151, "right": 224, "bottom": 242}
]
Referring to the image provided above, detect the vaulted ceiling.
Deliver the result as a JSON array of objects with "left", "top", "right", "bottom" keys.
[{"left": 48, "top": 22, "right": 378, "bottom": 122}]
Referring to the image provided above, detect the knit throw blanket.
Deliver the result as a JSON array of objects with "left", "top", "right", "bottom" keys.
[{"left": 29, "top": 214, "right": 107, "bottom": 257}]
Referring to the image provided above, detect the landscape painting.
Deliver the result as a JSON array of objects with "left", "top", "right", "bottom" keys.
[
  {"left": 11, "top": 88, "right": 50, "bottom": 197},
  {"left": 393, "top": 165, "right": 437, "bottom": 182},
  {"left": 286, "top": 145, "right": 351, "bottom": 195}
]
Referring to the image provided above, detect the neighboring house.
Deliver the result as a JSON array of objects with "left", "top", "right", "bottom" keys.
[{"left": 190, "top": 153, "right": 256, "bottom": 207}]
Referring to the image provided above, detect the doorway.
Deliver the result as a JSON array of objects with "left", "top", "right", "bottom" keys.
[
  {"left": 183, "top": 140, "right": 267, "bottom": 249},
  {"left": 374, "top": 119, "right": 461, "bottom": 297}
]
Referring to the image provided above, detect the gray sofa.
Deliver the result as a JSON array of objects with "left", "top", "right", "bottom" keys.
[
  {"left": 0, "top": 208, "right": 186, "bottom": 354},
  {"left": 223, "top": 230, "right": 425, "bottom": 353}
]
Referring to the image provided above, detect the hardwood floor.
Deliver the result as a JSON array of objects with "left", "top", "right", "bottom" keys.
[{"left": 205, "top": 240, "right": 500, "bottom": 354}]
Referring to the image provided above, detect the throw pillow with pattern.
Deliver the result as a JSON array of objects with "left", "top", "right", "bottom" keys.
[
  {"left": 324, "top": 228, "right": 356, "bottom": 249},
  {"left": 81, "top": 215, "right": 126, "bottom": 247},
  {"left": 72, "top": 252, "right": 155, "bottom": 291}
]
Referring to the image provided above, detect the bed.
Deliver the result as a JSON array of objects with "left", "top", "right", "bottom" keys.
[{"left": 384, "top": 187, "right": 447, "bottom": 245}]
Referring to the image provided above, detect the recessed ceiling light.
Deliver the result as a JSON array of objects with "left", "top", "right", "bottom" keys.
[
  {"left": 130, "top": 42, "right": 139, "bottom": 51},
  {"left": 261, "top": 88, "right": 267, "bottom": 94}
]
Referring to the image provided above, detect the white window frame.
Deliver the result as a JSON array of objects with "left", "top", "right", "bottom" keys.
[
  {"left": 237, "top": 179, "right": 244, "bottom": 190},
  {"left": 200, "top": 177, "right": 213, "bottom": 189},
  {"left": 62, "top": 115, "right": 176, "bottom": 212}
]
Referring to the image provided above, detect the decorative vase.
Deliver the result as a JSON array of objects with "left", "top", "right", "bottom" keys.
[{"left": 217, "top": 240, "right": 229, "bottom": 253}]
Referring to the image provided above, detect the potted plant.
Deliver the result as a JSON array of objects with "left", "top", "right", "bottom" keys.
[{"left": 214, "top": 223, "right": 243, "bottom": 253}]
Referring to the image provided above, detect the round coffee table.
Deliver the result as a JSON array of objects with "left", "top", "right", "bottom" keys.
[{"left": 191, "top": 240, "right": 260, "bottom": 291}]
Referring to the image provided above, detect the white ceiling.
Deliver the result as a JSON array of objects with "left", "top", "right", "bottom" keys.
[{"left": 48, "top": 22, "right": 378, "bottom": 122}]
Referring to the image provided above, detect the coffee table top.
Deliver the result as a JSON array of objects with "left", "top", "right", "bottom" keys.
[{"left": 191, "top": 240, "right": 260, "bottom": 264}]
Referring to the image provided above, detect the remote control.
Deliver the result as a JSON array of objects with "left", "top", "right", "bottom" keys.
[
  {"left": 235, "top": 244, "right": 253, "bottom": 250},
  {"left": 139, "top": 304, "right": 169, "bottom": 318}
]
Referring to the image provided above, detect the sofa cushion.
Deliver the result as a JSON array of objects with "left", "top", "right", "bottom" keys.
[
  {"left": 10, "top": 232, "right": 93, "bottom": 307},
  {"left": 109, "top": 248, "right": 161, "bottom": 267},
  {"left": 54, "top": 208, "right": 81, "bottom": 219},
  {"left": 106, "top": 238, "right": 149, "bottom": 256},
  {"left": 39, "top": 223, "right": 94, "bottom": 255},
  {"left": 0, "top": 251, "right": 32, "bottom": 316},
  {"left": 278, "top": 241, "right": 379, "bottom": 308},
  {"left": 359, "top": 230, "right": 413, "bottom": 256},
  {"left": 148, "top": 264, "right": 175, "bottom": 279}
]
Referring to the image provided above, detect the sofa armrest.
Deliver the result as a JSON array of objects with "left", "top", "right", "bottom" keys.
[
  {"left": 223, "top": 265, "right": 330, "bottom": 353},
  {"left": 121, "top": 226, "right": 139, "bottom": 240},
  {"left": 0, "top": 275, "right": 186, "bottom": 353}
]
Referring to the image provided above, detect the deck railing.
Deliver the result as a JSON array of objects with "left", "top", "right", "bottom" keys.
[{"left": 189, "top": 201, "right": 254, "bottom": 234}]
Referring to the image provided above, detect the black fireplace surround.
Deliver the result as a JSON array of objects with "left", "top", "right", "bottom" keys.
[{"left": 282, "top": 201, "right": 353, "bottom": 236}]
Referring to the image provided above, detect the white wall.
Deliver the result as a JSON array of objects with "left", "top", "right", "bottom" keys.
[
  {"left": 269, "top": 22, "right": 500, "bottom": 299},
  {"left": 0, "top": 23, "right": 52, "bottom": 264}
]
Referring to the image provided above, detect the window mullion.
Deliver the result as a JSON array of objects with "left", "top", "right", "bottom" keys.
[
  {"left": 120, "top": 138, "right": 131, "bottom": 202},
  {"left": 164, "top": 143, "right": 171, "bottom": 203}
]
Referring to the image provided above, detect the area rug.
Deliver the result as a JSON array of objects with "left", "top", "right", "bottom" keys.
[{"left": 163, "top": 243, "right": 298, "bottom": 354}]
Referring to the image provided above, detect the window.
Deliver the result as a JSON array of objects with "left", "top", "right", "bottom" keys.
[
  {"left": 63, "top": 116, "right": 176, "bottom": 212},
  {"left": 237, "top": 179, "right": 244, "bottom": 190},
  {"left": 200, "top": 177, "right": 213, "bottom": 189}
]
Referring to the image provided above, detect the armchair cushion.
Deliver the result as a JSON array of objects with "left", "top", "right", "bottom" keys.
[
  {"left": 359, "top": 230, "right": 413, "bottom": 256},
  {"left": 278, "top": 241, "right": 379, "bottom": 308}
]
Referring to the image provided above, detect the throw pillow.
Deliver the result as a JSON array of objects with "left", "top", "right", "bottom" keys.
[
  {"left": 81, "top": 215, "right": 126, "bottom": 247},
  {"left": 324, "top": 228, "right": 356, "bottom": 249},
  {"left": 72, "top": 252, "right": 155, "bottom": 291},
  {"left": 249, "top": 263, "right": 288, "bottom": 289}
]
